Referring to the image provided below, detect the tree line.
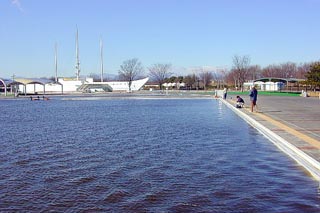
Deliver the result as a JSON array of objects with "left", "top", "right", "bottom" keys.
[{"left": 90, "top": 56, "right": 320, "bottom": 91}]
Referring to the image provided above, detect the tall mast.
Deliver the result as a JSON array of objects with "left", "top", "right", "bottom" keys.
[
  {"left": 100, "top": 38, "right": 104, "bottom": 82},
  {"left": 55, "top": 43, "right": 58, "bottom": 82},
  {"left": 75, "top": 27, "right": 80, "bottom": 81}
]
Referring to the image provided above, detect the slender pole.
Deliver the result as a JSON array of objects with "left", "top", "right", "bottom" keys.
[
  {"left": 11, "top": 74, "right": 15, "bottom": 94},
  {"left": 55, "top": 43, "right": 58, "bottom": 82},
  {"left": 75, "top": 27, "right": 80, "bottom": 81},
  {"left": 100, "top": 38, "right": 104, "bottom": 82}
]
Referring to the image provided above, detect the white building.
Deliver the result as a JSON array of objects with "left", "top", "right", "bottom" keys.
[
  {"left": 243, "top": 81, "right": 285, "bottom": 91},
  {"left": 15, "top": 77, "right": 149, "bottom": 94}
]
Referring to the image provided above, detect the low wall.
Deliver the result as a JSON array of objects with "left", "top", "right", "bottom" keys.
[{"left": 307, "top": 91, "right": 320, "bottom": 98}]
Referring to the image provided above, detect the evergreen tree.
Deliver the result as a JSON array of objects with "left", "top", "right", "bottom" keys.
[{"left": 305, "top": 62, "right": 320, "bottom": 89}]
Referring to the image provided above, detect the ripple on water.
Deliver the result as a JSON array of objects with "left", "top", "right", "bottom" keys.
[
  {"left": 103, "top": 189, "right": 130, "bottom": 203},
  {"left": 68, "top": 176, "right": 96, "bottom": 186},
  {"left": 0, "top": 99, "right": 319, "bottom": 212}
]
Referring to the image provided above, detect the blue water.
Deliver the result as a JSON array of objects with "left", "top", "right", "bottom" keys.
[{"left": 0, "top": 97, "right": 319, "bottom": 212}]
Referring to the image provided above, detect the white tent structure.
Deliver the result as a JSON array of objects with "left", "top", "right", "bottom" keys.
[{"left": 244, "top": 81, "right": 285, "bottom": 91}]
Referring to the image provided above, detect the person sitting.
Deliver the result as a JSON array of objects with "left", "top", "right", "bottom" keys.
[{"left": 236, "top": 96, "right": 245, "bottom": 108}]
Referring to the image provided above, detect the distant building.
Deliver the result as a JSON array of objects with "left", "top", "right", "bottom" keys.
[
  {"left": 243, "top": 81, "right": 284, "bottom": 91},
  {"left": 243, "top": 78, "right": 304, "bottom": 91},
  {"left": 0, "top": 77, "right": 149, "bottom": 95}
]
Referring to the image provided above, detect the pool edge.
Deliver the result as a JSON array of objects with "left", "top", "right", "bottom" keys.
[{"left": 220, "top": 98, "right": 320, "bottom": 182}]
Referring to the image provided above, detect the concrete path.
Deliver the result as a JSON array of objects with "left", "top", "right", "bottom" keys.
[{"left": 225, "top": 94, "right": 320, "bottom": 180}]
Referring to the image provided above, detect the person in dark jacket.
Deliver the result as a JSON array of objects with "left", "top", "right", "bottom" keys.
[
  {"left": 236, "top": 96, "right": 245, "bottom": 108},
  {"left": 249, "top": 86, "right": 258, "bottom": 112}
]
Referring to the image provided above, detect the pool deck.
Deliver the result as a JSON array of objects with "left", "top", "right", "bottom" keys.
[{"left": 224, "top": 95, "right": 320, "bottom": 181}]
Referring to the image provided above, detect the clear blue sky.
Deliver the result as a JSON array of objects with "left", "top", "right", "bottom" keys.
[{"left": 1, "top": 0, "right": 319, "bottom": 78}]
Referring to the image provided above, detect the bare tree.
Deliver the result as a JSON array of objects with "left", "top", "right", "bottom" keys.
[
  {"left": 280, "top": 62, "right": 297, "bottom": 78},
  {"left": 261, "top": 64, "right": 281, "bottom": 77},
  {"left": 247, "top": 65, "right": 262, "bottom": 80},
  {"left": 212, "top": 68, "right": 227, "bottom": 89},
  {"left": 225, "top": 69, "right": 238, "bottom": 89},
  {"left": 199, "top": 70, "right": 213, "bottom": 90},
  {"left": 118, "top": 58, "right": 144, "bottom": 92},
  {"left": 296, "top": 62, "right": 311, "bottom": 79},
  {"left": 232, "top": 55, "right": 251, "bottom": 91},
  {"left": 261, "top": 62, "right": 298, "bottom": 79},
  {"left": 148, "top": 63, "right": 172, "bottom": 90}
]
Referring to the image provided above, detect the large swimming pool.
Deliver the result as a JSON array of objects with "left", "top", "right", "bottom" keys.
[{"left": 0, "top": 98, "right": 319, "bottom": 212}]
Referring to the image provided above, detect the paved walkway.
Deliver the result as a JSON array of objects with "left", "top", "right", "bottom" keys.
[{"left": 225, "top": 95, "right": 320, "bottom": 180}]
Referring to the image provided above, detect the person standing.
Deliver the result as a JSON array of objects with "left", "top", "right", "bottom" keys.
[
  {"left": 249, "top": 86, "right": 258, "bottom": 112},
  {"left": 223, "top": 87, "right": 227, "bottom": 99}
]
